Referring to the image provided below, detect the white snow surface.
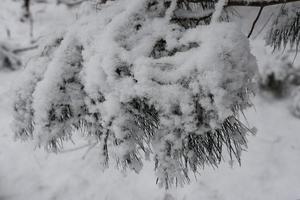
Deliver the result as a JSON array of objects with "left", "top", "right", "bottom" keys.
[{"left": 1, "top": 70, "right": 300, "bottom": 200}]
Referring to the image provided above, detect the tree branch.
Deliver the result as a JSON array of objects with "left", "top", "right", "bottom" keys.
[
  {"left": 247, "top": 6, "right": 264, "bottom": 38},
  {"left": 184, "top": 0, "right": 300, "bottom": 7},
  {"left": 173, "top": 8, "right": 213, "bottom": 19},
  {"left": 57, "top": 0, "right": 85, "bottom": 8},
  {"left": 174, "top": 0, "right": 300, "bottom": 20},
  {"left": 13, "top": 45, "right": 38, "bottom": 54},
  {"left": 227, "top": 0, "right": 300, "bottom": 7}
]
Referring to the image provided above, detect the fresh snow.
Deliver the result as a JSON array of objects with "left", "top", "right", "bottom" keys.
[
  {"left": 1, "top": 70, "right": 300, "bottom": 200},
  {"left": 11, "top": 0, "right": 258, "bottom": 187},
  {"left": 1, "top": 0, "right": 300, "bottom": 199}
]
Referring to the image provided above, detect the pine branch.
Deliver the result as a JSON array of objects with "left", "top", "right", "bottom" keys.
[
  {"left": 173, "top": 0, "right": 300, "bottom": 23},
  {"left": 266, "top": 6, "right": 300, "bottom": 49}
]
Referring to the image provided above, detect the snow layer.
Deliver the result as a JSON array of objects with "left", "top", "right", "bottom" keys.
[
  {"left": 1, "top": 70, "right": 300, "bottom": 200},
  {"left": 10, "top": 0, "right": 258, "bottom": 188},
  {"left": 1, "top": 1, "right": 300, "bottom": 199}
]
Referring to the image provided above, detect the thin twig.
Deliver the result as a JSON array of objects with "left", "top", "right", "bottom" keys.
[
  {"left": 293, "top": 43, "right": 299, "bottom": 63},
  {"left": 253, "top": 12, "right": 274, "bottom": 39},
  {"left": 82, "top": 142, "right": 98, "bottom": 159},
  {"left": 12, "top": 45, "right": 38, "bottom": 54},
  {"left": 248, "top": 6, "right": 264, "bottom": 38},
  {"left": 60, "top": 142, "right": 95, "bottom": 153}
]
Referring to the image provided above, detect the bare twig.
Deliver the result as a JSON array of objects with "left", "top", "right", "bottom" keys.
[
  {"left": 23, "top": 0, "right": 31, "bottom": 18},
  {"left": 5, "top": 27, "right": 11, "bottom": 39},
  {"left": 82, "top": 142, "right": 98, "bottom": 159},
  {"left": 253, "top": 12, "right": 274, "bottom": 39},
  {"left": 12, "top": 45, "right": 38, "bottom": 54},
  {"left": 248, "top": 6, "right": 264, "bottom": 38},
  {"left": 60, "top": 142, "right": 96, "bottom": 153}
]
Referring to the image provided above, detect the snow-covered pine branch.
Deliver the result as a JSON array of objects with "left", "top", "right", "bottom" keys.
[
  {"left": 266, "top": 4, "right": 300, "bottom": 50},
  {"left": 175, "top": 0, "right": 300, "bottom": 48},
  {"left": 13, "top": 0, "right": 257, "bottom": 188}
]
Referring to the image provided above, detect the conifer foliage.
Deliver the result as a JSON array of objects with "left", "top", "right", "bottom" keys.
[
  {"left": 13, "top": 0, "right": 258, "bottom": 188},
  {"left": 267, "top": 3, "right": 300, "bottom": 50}
]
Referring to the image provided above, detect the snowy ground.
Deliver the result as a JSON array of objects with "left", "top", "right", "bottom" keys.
[
  {"left": 1, "top": 1, "right": 300, "bottom": 200},
  {"left": 1, "top": 69, "right": 300, "bottom": 200}
]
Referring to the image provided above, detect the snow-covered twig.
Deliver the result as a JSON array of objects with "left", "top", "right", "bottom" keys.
[
  {"left": 57, "top": 0, "right": 86, "bottom": 8},
  {"left": 185, "top": 0, "right": 300, "bottom": 7},
  {"left": 211, "top": 0, "right": 227, "bottom": 23},
  {"left": 13, "top": 45, "right": 38, "bottom": 54}
]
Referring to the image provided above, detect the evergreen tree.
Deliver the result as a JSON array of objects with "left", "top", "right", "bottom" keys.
[{"left": 12, "top": 0, "right": 300, "bottom": 188}]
